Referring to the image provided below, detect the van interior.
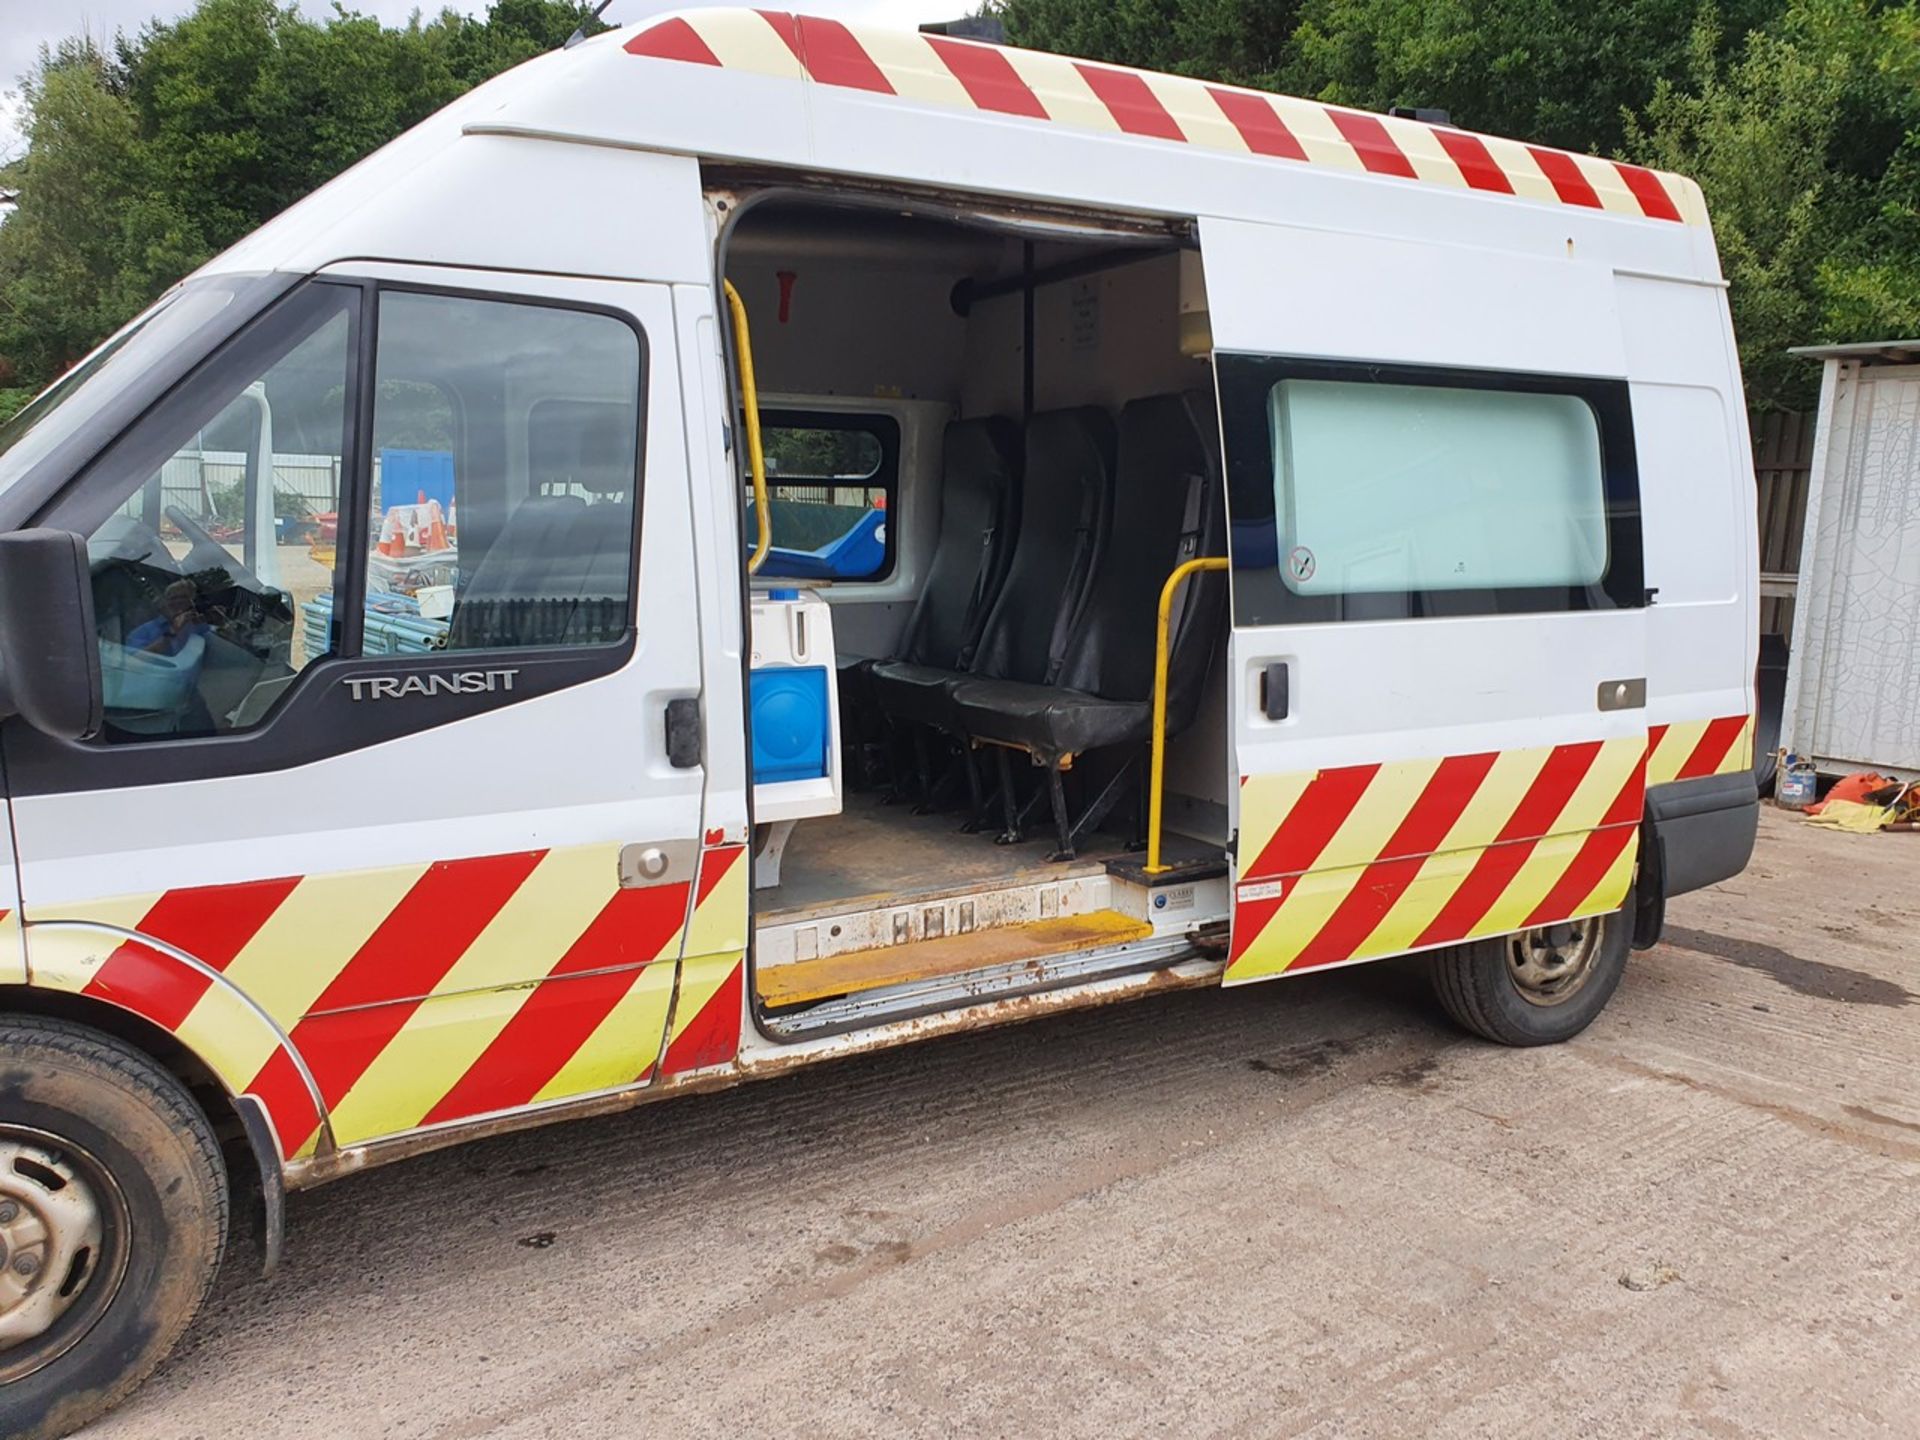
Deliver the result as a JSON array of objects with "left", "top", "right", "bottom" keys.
[{"left": 722, "top": 191, "right": 1238, "bottom": 1035}]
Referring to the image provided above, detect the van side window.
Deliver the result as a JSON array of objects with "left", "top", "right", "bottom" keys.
[
  {"left": 366, "top": 291, "right": 643, "bottom": 652},
  {"left": 1218, "top": 355, "right": 1644, "bottom": 624},
  {"left": 746, "top": 410, "right": 899, "bottom": 581},
  {"left": 72, "top": 283, "right": 357, "bottom": 742}
]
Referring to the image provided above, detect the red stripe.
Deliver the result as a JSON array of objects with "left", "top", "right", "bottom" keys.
[
  {"left": 1327, "top": 111, "right": 1418, "bottom": 178},
  {"left": 1073, "top": 63, "right": 1185, "bottom": 141},
  {"left": 1647, "top": 722, "right": 1670, "bottom": 759},
  {"left": 623, "top": 17, "right": 720, "bottom": 65},
  {"left": 290, "top": 850, "right": 544, "bottom": 1107},
  {"left": 1242, "top": 764, "right": 1382, "bottom": 881},
  {"left": 927, "top": 35, "right": 1048, "bottom": 117},
  {"left": 1614, "top": 162, "right": 1683, "bottom": 222},
  {"left": 756, "top": 9, "right": 805, "bottom": 63},
  {"left": 84, "top": 875, "right": 299, "bottom": 1030},
  {"left": 1287, "top": 752, "right": 1501, "bottom": 972},
  {"left": 1526, "top": 146, "right": 1603, "bottom": 208},
  {"left": 1601, "top": 745, "right": 1649, "bottom": 827},
  {"left": 794, "top": 16, "right": 893, "bottom": 93},
  {"left": 418, "top": 882, "right": 691, "bottom": 1126},
  {"left": 1207, "top": 87, "right": 1307, "bottom": 160},
  {"left": 1676, "top": 715, "right": 1747, "bottom": 780},
  {"left": 695, "top": 845, "right": 745, "bottom": 908},
  {"left": 1432, "top": 129, "right": 1514, "bottom": 193},
  {"left": 247, "top": 1045, "right": 324, "bottom": 1157},
  {"left": 1414, "top": 742, "right": 1604, "bottom": 947},
  {"left": 661, "top": 961, "right": 744, "bottom": 1076},
  {"left": 1522, "top": 822, "right": 1637, "bottom": 929}
]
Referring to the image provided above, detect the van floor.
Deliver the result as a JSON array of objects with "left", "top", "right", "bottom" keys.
[{"left": 761, "top": 790, "right": 1218, "bottom": 923}]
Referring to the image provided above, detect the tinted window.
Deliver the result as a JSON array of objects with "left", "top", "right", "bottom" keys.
[
  {"left": 746, "top": 411, "right": 898, "bottom": 581},
  {"left": 1220, "top": 355, "right": 1643, "bottom": 625},
  {"left": 365, "top": 291, "right": 643, "bottom": 652}
]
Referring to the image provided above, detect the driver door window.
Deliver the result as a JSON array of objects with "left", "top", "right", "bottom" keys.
[{"left": 75, "top": 284, "right": 356, "bottom": 741}]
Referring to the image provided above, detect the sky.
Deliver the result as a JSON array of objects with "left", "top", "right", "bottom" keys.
[{"left": 0, "top": 0, "right": 965, "bottom": 162}]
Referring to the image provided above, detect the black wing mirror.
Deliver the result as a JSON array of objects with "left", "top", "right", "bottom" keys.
[{"left": 0, "top": 529, "right": 104, "bottom": 741}]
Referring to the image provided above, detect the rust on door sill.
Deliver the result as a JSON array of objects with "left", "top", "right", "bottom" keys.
[{"left": 756, "top": 909, "right": 1155, "bottom": 1008}]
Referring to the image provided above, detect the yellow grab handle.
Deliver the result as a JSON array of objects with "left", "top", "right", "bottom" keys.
[
  {"left": 1145, "top": 555, "right": 1230, "bottom": 875},
  {"left": 724, "top": 280, "right": 771, "bottom": 575}
]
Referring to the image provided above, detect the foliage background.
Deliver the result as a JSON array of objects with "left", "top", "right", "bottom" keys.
[{"left": 2, "top": 0, "right": 1917, "bottom": 419}]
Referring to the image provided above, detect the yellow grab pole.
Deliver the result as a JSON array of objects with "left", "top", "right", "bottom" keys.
[
  {"left": 723, "top": 280, "right": 772, "bottom": 575},
  {"left": 1145, "top": 555, "right": 1230, "bottom": 874}
]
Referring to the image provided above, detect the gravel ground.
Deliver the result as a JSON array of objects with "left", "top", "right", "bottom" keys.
[{"left": 93, "top": 807, "right": 1919, "bottom": 1439}]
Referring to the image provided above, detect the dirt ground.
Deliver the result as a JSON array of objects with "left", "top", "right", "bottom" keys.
[{"left": 94, "top": 808, "right": 1918, "bottom": 1439}]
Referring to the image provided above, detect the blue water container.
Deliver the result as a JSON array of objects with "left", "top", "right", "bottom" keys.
[{"left": 750, "top": 666, "right": 830, "bottom": 783}]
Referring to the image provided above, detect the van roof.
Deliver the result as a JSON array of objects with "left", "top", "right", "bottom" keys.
[{"left": 620, "top": 8, "right": 1706, "bottom": 230}]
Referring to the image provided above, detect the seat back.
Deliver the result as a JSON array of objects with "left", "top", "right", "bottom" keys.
[
  {"left": 968, "top": 407, "right": 1117, "bottom": 686},
  {"left": 897, "top": 417, "right": 1021, "bottom": 668},
  {"left": 449, "top": 406, "right": 636, "bottom": 649},
  {"left": 1055, "top": 391, "right": 1225, "bottom": 720}
]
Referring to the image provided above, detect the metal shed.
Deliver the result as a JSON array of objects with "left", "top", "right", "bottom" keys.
[{"left": 1782, "top": 339, "right": 1920, "bottom": 776}]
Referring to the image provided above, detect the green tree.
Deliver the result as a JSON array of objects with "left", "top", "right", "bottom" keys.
[{"left": 0, "top": 0, "right": 600, "bottom": 401}]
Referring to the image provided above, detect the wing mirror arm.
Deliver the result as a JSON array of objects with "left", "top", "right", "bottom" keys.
[{"left": 0, "top": 529, "right": 105, "bottom": 741}]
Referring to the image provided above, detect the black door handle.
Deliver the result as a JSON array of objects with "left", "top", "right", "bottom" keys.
[
  {"left": 665, "top": 696, "right": 702, "bottom": 768},
  {"left": 1261, "top": 662, "right": 1290, "bottom": 721}
]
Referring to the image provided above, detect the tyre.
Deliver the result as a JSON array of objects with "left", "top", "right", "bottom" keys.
[
  {"left": 1428, "top": 903, "right": 1631, "bottom": 1047},
  {"left": 0, "top": 1016, "right": 228, "bottom": 1440}
]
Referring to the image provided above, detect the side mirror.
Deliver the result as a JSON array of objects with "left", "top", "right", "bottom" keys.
[{"left": 0, "top": 529, "right": 104, "bottom": 741}]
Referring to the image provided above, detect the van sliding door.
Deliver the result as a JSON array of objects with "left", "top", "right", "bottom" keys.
[{"left": 1200, "top": 217, "right": 1649, "bottom": 985}]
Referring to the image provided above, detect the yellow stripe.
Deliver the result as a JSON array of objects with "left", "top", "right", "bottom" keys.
[
  {"left": 1378, "top": 114, "right": 1470, "bottom": 188},
  {"left": 1647, "top": 719, "right": 1709, "bottom": 786},
  {"left": 1551, "top": 736, "right": 1643, "bottom": 836},
  {"left": 1141, "top": 72, "right": 1248, "bottom": 153},
  {"left": 1576, "top": 832, "right": 1640, "bottom": 918},
  {"left": 0, "top": 908, "right": 23, "bottom": 985},
  {"left": 40, "top": 892, "right": 160, "bottom": 932},
  {"left": 532, "top": 961, "right": 679, "bottom": 1101},
  {"left": 999, "top": 48, "right": 1120, "bottom": 132},
  {"left": 1569, "top": 152, "right": 1645, "bottom": 216},
  {"left": 666, "top": 949, "right": 740, "bottom": 1053},
  {"left": 1269, "top": 98, "right": 1368, "bottom": 171},
  {"left": 1237, "top": 770, "right": 1316, "bottom": 876},
  {"left": 1471, "top": 830, "right": 1589, "bottom": 937},
  {"left": 689, "top": 10, "right": 805, "bottom": 78},
  {"left": 1473, "top": 134, "right": 1562, "bottom": 206},
  {"left": 684, "top": 850, "right": 749, "bottom": 961},
  {"left": 861, "top": 27, "right": 972, "bottom": 109}
]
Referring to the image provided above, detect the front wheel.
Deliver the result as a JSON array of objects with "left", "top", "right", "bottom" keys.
[
  {"left": 0, "top": 1017, "right": 228, "bottom": 1440},
  {"left": 1428, "top": 904, "right": 1631, "bottom": 1046}
]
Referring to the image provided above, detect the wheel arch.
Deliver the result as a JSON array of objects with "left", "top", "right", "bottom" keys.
[{"left": 0, "top": 984, "right": 284, "bottom": 1269}]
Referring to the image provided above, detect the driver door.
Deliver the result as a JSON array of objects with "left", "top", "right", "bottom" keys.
[{"left": 4, "top": 267, "right": 711, "bottom": 1157}]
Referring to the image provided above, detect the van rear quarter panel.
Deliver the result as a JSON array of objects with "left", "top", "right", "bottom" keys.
[{"left": 1615, "top": 274, "right": 1757, "bottom": 744}]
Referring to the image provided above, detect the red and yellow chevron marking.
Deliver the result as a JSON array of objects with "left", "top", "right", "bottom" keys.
[
  {"left": 623, "top": 10, "right": 1705, "bottom": 227},
  {"left": 1226, "top": 714, "right": 1751, "bottom": 984},
  {"left": 661, "top": 844, "right": 749, "bottom": 1077},
  {"left": 25, "top": 838, "right": 753, "bottom": 1157}
]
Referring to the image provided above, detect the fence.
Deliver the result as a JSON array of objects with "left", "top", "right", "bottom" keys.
[
  {"left": 147, "top": 450, "right": 348, "bottom": 523},
  {"left": 1752, "top": 410, "right": 1816, "bottom": 640}
]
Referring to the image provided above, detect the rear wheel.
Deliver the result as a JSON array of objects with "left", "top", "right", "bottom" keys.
[
  {"left": 0, "top": 1017, "right": 227, "bottom": 1440},
  {"left": 1429, "top": 905, "right": 1631, "bottom": 1046}
]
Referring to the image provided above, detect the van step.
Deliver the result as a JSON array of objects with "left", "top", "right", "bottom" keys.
[{"left": 758, "top": 908, "right": 1153, "bottom": 1009}]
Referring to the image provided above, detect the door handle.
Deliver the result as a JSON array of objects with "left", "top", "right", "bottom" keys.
[
  {"left": 619, "top": 840, "right": 698, "bottom": 889},
  {"left": 1260, "top": 662, "right": 1290, "bottom": 720},
  {"left": 665, "top": 696, "right": 702, "bottom": 768}
]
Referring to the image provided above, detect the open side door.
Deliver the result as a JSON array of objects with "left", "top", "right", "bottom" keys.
[{"left": 1201, "top": 216, "right": 1650, "bottom": 984}]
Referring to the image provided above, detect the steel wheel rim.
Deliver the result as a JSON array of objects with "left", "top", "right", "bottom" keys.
[
  {"left": 0, "top": 1126, "right": 130, "bottom": 1384},
  {"left": 1507, "top": 918, "right": 1604, "bottom": 1007}
]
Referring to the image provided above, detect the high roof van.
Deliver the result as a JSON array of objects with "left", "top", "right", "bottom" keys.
[{"left": 0, "top": 11, "right": 1757, "bottom": 1433}]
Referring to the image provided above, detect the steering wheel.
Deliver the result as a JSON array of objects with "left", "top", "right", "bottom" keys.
[{"left": 165, "top": 504, "right": 263, "bottom": 591}]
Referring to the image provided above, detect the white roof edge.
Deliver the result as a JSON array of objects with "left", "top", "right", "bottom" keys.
[{"left": 1789, "top": 339, "right": 1920, "bottom": 361}]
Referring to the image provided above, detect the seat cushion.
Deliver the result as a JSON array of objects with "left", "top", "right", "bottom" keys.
[
  {"left": 870, "top": 659, "right": 963, "bottom": 729},
  {"left": 949, "top": 676, "right": 1151, "bottom": 760}
]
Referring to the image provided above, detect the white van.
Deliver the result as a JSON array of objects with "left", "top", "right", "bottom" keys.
[{"left": 0, "top": 11, "right": 1758, "bottom": 1434}]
